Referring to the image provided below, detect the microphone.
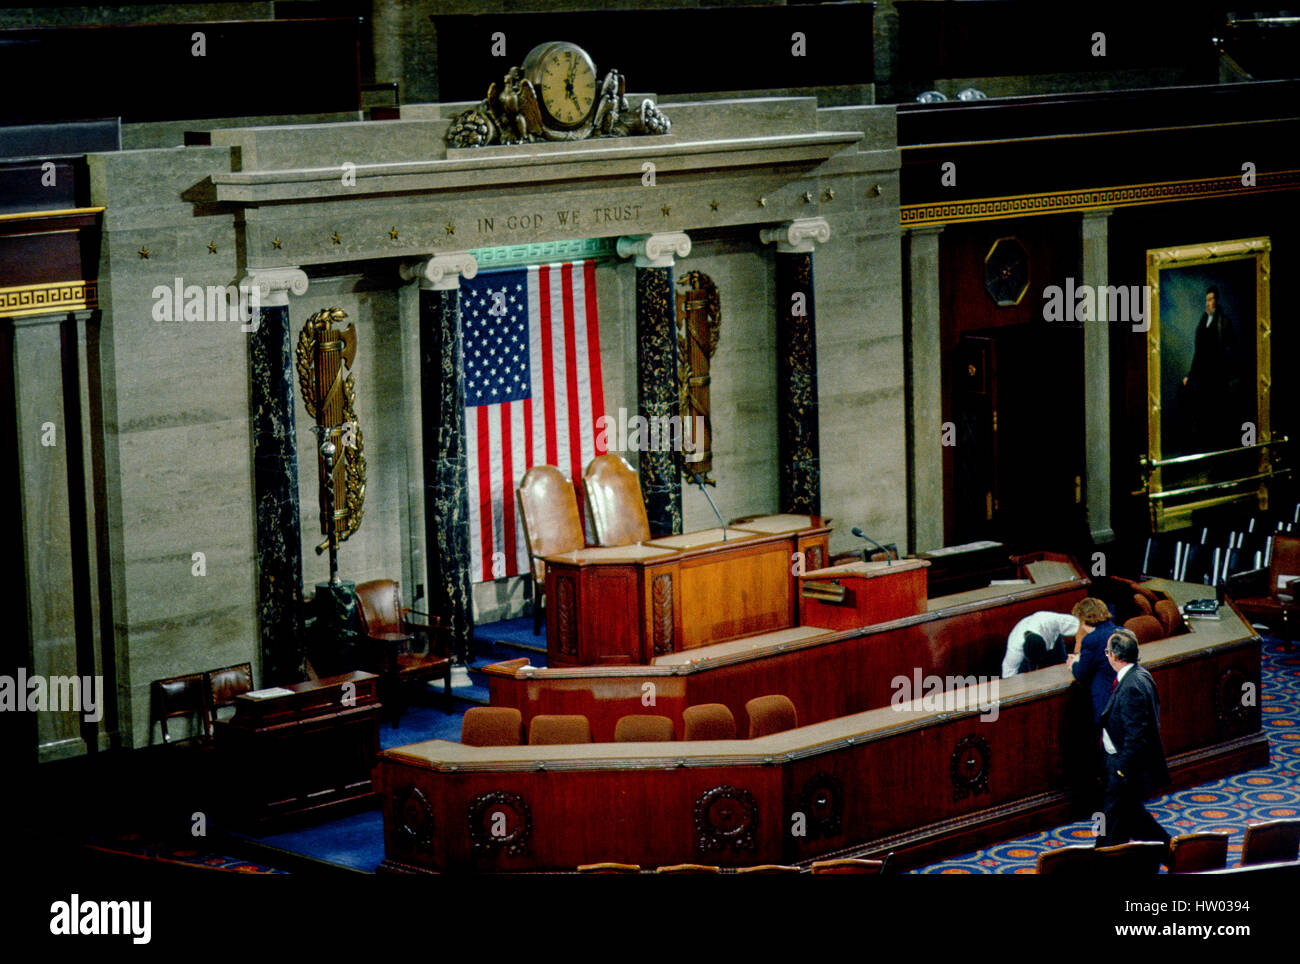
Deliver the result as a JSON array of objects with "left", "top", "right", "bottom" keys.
[
  {"left": 851, "top": 526, "right": 894, "bottom": 566},
  {"left": 687, "top": 469, "right": 727, "bottom": 541}
]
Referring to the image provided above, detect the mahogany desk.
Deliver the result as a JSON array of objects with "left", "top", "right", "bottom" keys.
[
  {"left": 214, "top": 671, "right": 380, "bottom": 828},
  {"left": 378, "top": 579, "right": 1265, "bottom": 873},
  {"left": 541, "top": 514, "right": 830, "bottom": 666},
  {"left": 489, "top": 554, "right": 1089, "bottom": 741}
]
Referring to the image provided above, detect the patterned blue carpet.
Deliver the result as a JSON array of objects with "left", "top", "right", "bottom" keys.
[{"left": 916, "top": 633, "right": 1299, "bottom": 873}]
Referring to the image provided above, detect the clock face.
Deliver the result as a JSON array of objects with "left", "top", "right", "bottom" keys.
[{"left": 532, "top": 43, "right": 597, "bottom": 129}]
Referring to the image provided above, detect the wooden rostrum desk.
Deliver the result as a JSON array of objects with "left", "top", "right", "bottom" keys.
[
  {"left": 541, "top": 514, "right": 831, "bottom": 666},
  {"left": 214, "top": 671, "right": 381, "bottom": 828},
  {"left": 378, "top": 576, "right": 1265, "bottom": 873}
]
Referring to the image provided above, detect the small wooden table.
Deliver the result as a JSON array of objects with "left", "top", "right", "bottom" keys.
[
  {"left": 542, "top": 514, "right": 830, "bottom": 665},
  {"left": 214, "top": 671, "right": 381, "bottom": 828}
]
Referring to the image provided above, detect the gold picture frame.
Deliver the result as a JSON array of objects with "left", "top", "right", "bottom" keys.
[{"left": 1143, "top": 236, "right": 1272, "bottom": 531}]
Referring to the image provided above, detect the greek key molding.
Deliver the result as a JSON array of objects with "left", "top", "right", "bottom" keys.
[
  {"left": 0, "top": 280, "right": 98, "bottom": 319},
  {"left": 759, "top": 217, "right": 831, "bottom": 253},
  {"left": 617, "top": 232, "right": 691, "bottom": 268},
  {"left": 401, "top": 252, "right": 479, "bottom": 291},
  {"left": 243, "top": 267, "right": 308, "bottom": 308},
  {"left": 900, "top": 170, "right": 1300, "bottom": 228}
]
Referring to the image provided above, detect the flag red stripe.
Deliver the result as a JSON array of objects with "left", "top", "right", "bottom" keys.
[
  {"left": 499, "top": 403, "right": 517, "bottom": 578},
  {"left": 560, "top": 262, "right": 584, "bottom": 487},
  {"left": 538, "top": 266, "right": 558, "bottom": 466},
  {"left": 476, "top": 405, "right": 493, "bottom": 581},
  {"left": 583, "top": 260, "right": 607, "bottom": 456}
]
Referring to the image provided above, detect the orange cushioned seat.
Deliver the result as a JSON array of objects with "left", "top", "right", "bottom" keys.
[
  {"left": 613, "top": 714, "right": 675, "bottom": 742},
  {"left": 745, "top": 694, "right": 798, "bottom": 738},
  {"left": 1152, "top": 598, "right": 1187, "bottom": 637},
  {"left": 461, "top": 707, "right": 524, "bottom": 747},
  {"left": 1242, "top": 818, "right": 1300, "bottom": 865},
  {"left": 528, "top": 714, "right": 593, "bottom": 745},
  {"left": 1123, "top": 614, "right": 1165, "bottom": 644},
  {"left": 811, "top": 858, "right": 885, "bottom": 875},
  {"left": 1168, "top": 832, "right": 1230, "bottom": 873},
  {"left": 682, "top": 703, "right": 737, "bottom": 741}
]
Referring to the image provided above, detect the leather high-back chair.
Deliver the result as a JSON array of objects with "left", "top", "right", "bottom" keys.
[
  {"left": 1230, "top": 535, "right": 1300, "bottom": 648},
  {"left": 517, "top": 465, "right": 586, "bottom": 635},
  {"left": 682, "top": 703, "right": 737, "bottom": 741},
  {"left": 1168, "top": 832, "right": 1230, "bottom": 873},
  {"left": 1093, "top": 841, "right": 1166, "bottom": 875},
  {"left": 355, "top": 579, "right": 453, "bottom": 726},
  {"left": 745, "top": 694, "right": 798, "bottom": 738},
  {"left": 1035, "top": 844, "right": 1097, "bottom": 875},
  {"left": 151, "top": 672, "right": 209, "bottom": 744},
  {"left": 1124, "top": 614, "right": 1165, "bottom": 644},
  {"left": 204, "top": 663, "right": 253, "bottom": 731},
  {"left": 583, "top": 454, "right": 651, "bottom": 547},
  {"left": 1241, "top": 818, "right": 1300, "bottom": 865},
  {"left": 1153, "top": 599, "right": 1187, "bottom": 637}
]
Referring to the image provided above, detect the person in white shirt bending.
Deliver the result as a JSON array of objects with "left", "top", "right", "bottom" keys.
[{"left": 1002, "top": 610, "right": 1080, "bottom": 677}]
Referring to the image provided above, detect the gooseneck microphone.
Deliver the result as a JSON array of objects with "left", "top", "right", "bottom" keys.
[
  {"left": 851, "top": 526, "right": 894, "bottom": 566},
  {"left": 687, "top": 469, "right": 727, "bottom": 541}
]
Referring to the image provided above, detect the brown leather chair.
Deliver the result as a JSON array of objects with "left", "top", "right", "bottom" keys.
[
  {"left": 151, "top": 672, "right": 209, "bottom": 744},
  {"left": 1132, "top": 593, "right": 1154, "bottom": 617},
  {"left": 1168, "top": 831, "right": 1230, "bottom": 873},
  {"left": 1153, "top": 599, "right": 1187, "bottom": 638},
  {"left": 583, "top": 453, "right": 651, "bottom": 547},
  {"left": 811, "top": 858, "right": 886, "bottom": 875},
  {"left": 614, "top": 714, "right": 675, "bottom": 742},
  {"left": 528, "top": 714, "right": 593, "bottom": 745},
  {"left": 735, "top": 864, "right": 801, "bottom": 874},
  {"left": 745, "top": 694, "right": 798, "bottom": 738},
  {"left": 1094, "top": 841, "right": 1167, "bottom": 875},
  {"left": 655, "top": 864, "right": 720, "bottom": 874},
  {"left": 355, "top": 579, "right": 453, "bottom": 727},
  {"left": 461, "top": 707, "right": 523, "bottom": 747},
  {"left": 517, "top": 465, "right": 586, "bottom": 635},
  {"left": 577, "top": 862, "right": 641, "bottom": 874},
  {"left": 1035, "top": 844, "right": 1097, "bottom": 875},
  {"left": 1230, "top": 535, "right": 1300, "bottom": 648},
  {"left": 682, "top": 703, "right": 737, "bottom": 741},
  {"left": 204, "top": 663, "right": 253, "bottom": 731},
  {"left": 1241, "top": 818, "right": 1300, "bottom": 865},
  {"left": 1124, "top": 614, "right": 1165, "bottom": 644}
]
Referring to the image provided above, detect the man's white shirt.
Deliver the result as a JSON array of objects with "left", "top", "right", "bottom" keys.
[{"left": 1002, "top": 611, "right": 1080, "bottom": 677}]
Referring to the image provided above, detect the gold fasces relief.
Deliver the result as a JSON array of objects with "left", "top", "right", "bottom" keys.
[
  {"left": 296, "top": 307, "right": 366, "bottom": 552},
  {"left": 676, "top": 270, "right": 721, "bottom": 481},
  {"left": 446, "top": 42, "right": 670, "bottom": 148}
]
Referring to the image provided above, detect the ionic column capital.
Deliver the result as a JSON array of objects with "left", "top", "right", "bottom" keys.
[
  {"left": 243, "top": 266, "right": 309, "bottom": 307},
  {"left": 617, "top": 232, "right": 691, "bottom": 269},
  {"left": 760, "top": 217, "right": 831, "bottom": 254},
  {"left": 401, "top": 252, "right": 479, "bottom": 291}
]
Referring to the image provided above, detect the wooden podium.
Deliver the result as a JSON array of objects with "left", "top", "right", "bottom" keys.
[{"left": 798, "top": 558, "right": 930, "bottom": 630}]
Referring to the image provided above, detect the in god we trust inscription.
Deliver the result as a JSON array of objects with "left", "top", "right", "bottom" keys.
[{"left": 475, "top": 204, "right": 645, "bottom": 237}]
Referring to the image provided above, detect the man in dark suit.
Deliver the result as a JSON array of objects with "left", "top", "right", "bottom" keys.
[
  {"left": 1181, "top": 286, "right": 1243, "bottom": 451},
  {"left": 1096, "top": 628, "right": 1171, "bottom": 848},
  {"left": 1065, "top": 597, "right": 1117, "bottom": 724}
]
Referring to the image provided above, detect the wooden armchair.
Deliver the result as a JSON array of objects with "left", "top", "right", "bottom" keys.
[
  {"left": 204, "top": 663, "right": 253, "bottom": 732},
  {"left": 517, "top": 465, "right": 586, "bottom": 635},
  {"left": 354, "top": 579, "right": 452, "bottom": 727},
  {"left": 150, "top": 672, "right": 209, "bottom": 745},
  {"left": 1227, "top": 535, "right": 1300, "bottom": 648},
  {"left": 583, "top": 453, "right": 651, "bottom": 547}
]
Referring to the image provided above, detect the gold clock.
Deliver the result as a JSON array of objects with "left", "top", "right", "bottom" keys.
[{"left": 521, "top": 41, "right": 598, "bottom": 131}]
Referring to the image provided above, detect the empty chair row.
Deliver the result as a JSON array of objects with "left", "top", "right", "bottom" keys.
[
  {"left": 577, "top": 856, "right": 893, "bottom": 874},
  {"left": 1037, "top": 821, "right": 1300, "bottom": 875},
  {"left": 461, "top": 695, "right": 800, "bottom": 746},
  {"left": 150, "top": 662, "right": 254, "bottom": 744}
]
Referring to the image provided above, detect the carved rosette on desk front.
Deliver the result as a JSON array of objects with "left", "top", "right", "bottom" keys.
[
  {"left": 799, "top": 773, "right": 845, "bottom": 838},
  {"left": 950, "top": 734, "right": 992, "bottom": 801},
  {"left": 394, "top": 785, "right": 436, "bottom": 854},
  {"left": 468, "top": 791, "right": 532, "bottom": 857},
  {"left": 694, "top": 785, "right": 758, "bottom": 854},
  {"left": 1215, "top": 667, "right": 1252, "bottom": 735}
]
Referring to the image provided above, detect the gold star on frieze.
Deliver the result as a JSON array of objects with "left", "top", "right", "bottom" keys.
[
  {"left": 138, "top": 246, "right": 151, "bottom": 259},
  {"left": 802, "top": 190, "right": 814, "bottom": 203},
  {"left": 758, "top": 196, "right": 768, "bottom": 207},
  {"left": 445, "top": 223, "right": 455, "bottom": 236},
  {"left": 709, "top": 200, "right": 718, "bottom": 212},
  {"left": 206, "top": 241, "right": 218, "bottom": 254},
  {"left": 272, "top": 237, "right": 283, "bottom": 250},
  {"left": 389, "top": 226, "right": 400, "bottom": 241},
  {"left": 331, "top": 232, "right": 342, "bottom": 245},
  {"left": 823, "top": 188, "right": 835, "bottom": 202},
  {"left": 661, "top": 204, "right": 671, "bottom": 217}
]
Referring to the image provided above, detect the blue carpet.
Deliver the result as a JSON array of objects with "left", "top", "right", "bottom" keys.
[{"left": 251, "top": 809, "right": 386, "bottom": 873}]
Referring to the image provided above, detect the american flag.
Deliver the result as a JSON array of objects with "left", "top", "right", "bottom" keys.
[{"left": 460, "top": 261, "right": 607, "bottom": 583}]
